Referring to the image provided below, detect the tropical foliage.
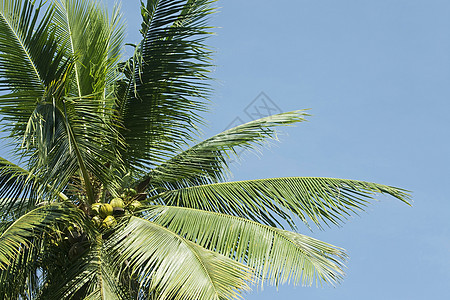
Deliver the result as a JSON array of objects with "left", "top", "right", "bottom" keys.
[{"left": 0, "top": 0, "right": 410, "bottom": 299}]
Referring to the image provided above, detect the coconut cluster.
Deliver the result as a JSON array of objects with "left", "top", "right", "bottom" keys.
[
  {"left": 89, "top": 188, "right": 143, "bottom": 229},
  {"left": 90, "top": 198, "right": 124, "bottom": 229}
]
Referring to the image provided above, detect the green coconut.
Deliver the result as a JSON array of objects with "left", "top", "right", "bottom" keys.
[
  {"left": 110, "top": 197, "right": 124, "bottom": 208},
  {"left": 92, "top": 215, "right": 102, "bottom": 227},
  {"left": 129, "top": 200, "right": 142, "bottom": 211},
  {"left": 91, "top": 203, "right": 102, "bottom": 216},
  {"left": 99, "top": 203, "right": 113, "bottom": 218},
  {"left": 122, "top": 188, "right": 137, "bottom": 198},
  {"left": 102, "top": 215, "right": 117, "bottom": 228}
]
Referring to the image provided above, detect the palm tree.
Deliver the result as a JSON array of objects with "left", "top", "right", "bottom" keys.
[{"left": 0, "top": 0, "right": 410, "bottom": 299}]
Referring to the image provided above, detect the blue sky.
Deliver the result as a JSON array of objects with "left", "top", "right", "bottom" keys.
[{"left": 117, "top": 0, "right": 450, "bottom": 299}]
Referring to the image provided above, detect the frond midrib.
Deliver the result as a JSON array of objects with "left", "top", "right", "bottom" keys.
[
  {"left": 0, "top": 205, "right": 46, "bottom": 240},
  {"left": 162, "top": 177, "right": 351, "bottom": 191},
  {"left": 151, "top": 205, "right": 345, "bottom": 262},
  {"left": 60, "top": 1, "right": 82, "bottom": 97},
  {"left": 134, "top": 216, "right": 222, "bottom": 299},
  {"left": 0, "top": 9, "right": 44, "bottom": 89}
]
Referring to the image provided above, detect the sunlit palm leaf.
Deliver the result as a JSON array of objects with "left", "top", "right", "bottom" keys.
[
  {"left": 53, "top": 0, "right": 125, "bottom": 97},
  {"left": 50, "top": 1, "right": 126, "bottom": 202},
  {"left": 0, "top": 202, "right": 85, "bottom": 270},
  {"left": 118, "top": 0, "right": 216, "bottom": 172},
  {"left": 138, "top": 111, "right": 309, "bottom": 191},
  {"left": 144, "top": 205, "right": 346, "bottom": 287},
  {"left": 107, "top": 216, "right": 251, "bottom": 300},
  {"left": 0, "top": 156, "right": 69, "bottom": 216},
  {"left": 0, "top": 0, "right": 70, "bottom": 146},
  {"left": 159, "top": 177, "right": 411, "bottom": 230}
]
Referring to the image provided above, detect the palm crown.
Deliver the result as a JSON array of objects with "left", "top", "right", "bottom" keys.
[{"left": 0, "top": 0, "right": 411, "bottom": 299}]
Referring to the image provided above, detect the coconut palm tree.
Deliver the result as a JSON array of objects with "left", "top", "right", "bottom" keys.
[{"left": 0, "top": 0, "right": 410, "bottom": 299}]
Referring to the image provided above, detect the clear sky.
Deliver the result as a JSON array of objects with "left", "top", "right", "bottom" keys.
[
  {"left": 115, "top": 0, "right": 450, "bottom": 299},
  {"left": 3, "top": 0, "right": 448, "bottom": 299}
]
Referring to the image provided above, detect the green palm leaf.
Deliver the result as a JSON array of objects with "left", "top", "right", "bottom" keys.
[
  {"left": 107, "top": 216, "right": 251, "bottom": 300},
  {"left": 0, "top": 0, "right": 66, "bottom": 90},
  {"left": 0, "top": 0, "right": 70, "bottom": 146},
  {"left": 19, "top": 93, "right": 101, "bottom": 205},
  {"left": 159, "top": 177, "right": 411, "bottom": 229},
  {"left": 49, "top": 0, "right": 126, "bottom": 202},
  {"left": 59, "top": 93, "right": 123, "bottom": 203},
  {"left": 53, "top": 0, "right": 125, "bottom": 97},
  {"left": 0, "top": 243, "right": 42, "bottom": 299},
  {"left": 118, "top": 0, "right": 216, "bottom": 172},
  {"left": 0, "top": 156, "right": 69, "bottom": 216},
  {"left": 144, "top": 205, "right": 346, "bottom": 287},
  {"left": 0, "top": 156, "right": 41, "bottom": 213},
  {"left": 42, "top": 236, "right": 131, "bottom": 300},
  {"left": 0, "top": 202, "right": 85, "bottom": 270},
  {"left": 138, "top": 110, "right": 309, "bottom": 191}
]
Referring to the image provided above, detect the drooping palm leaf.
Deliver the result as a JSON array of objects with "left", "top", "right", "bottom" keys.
[
  {"left": 159, "top": 177, "right": 411, "bottom": 230},
  {"left": 18, "top": 91, "right": 101, "bottom": 206},
  {"left": 144, "top": 205, "right": 346, "bottom": 287},
  {"left": 0, "top": 156, "right": 69, "bottom": 216},
  {"left": 137, "top": 110, "right": 309, "bottom": 192},
  {"left": 0, "top": 243, "right": 42, "bottom": 299},
  {"left": 0, "top": 0, "right": 70, "bottom": 146},
  {"left": 0, "top": 156, "right": 41, "bottom": 213},
  {"left": 107, "top": 216, "right": 251, "bottom": 300},
  {"left": 21, "top": 96, "right": 81, "bottom": 196},
  {"left": 42, "top": 235, "right": 131, "bottom": 300},
  {"left": 0, "top": 202, "right": 86, "bottom": 269}
]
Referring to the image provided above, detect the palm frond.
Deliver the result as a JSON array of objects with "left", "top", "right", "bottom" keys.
[
  {"left": 0, "top": 156, "right": 41, "bottom": 215},
  {"left": 50, "top": 0, "right": 126, "bottom": 201},
  {"left": 18, "top": 66, "right": 123, "bottom": 206},
  {"left": 118, "top": 0, "right": 216, "bottom": 172},
  {"left": 0, "top": 242, "right": 42, "bottom": 299},
  {"left": 18, "top": 93, "right": 97, "bottom": 204},
  {"left": 0, "top": 202, "right": 86, "bottom": 270},
  {"left": 106, "top": 216, "right": 251, "bottom": 300},
  {"left": 40, "top": 247, "right": 96, "bottom": 299},
  {"left": 42, "top": 235, "right": 131, "bottom": 300},
  {"left": 53, "top": 0, "right": 125, "bottom": 97},
  {"left": 144, "top": 205, "right": 346, "bottom": 287},
  {"left": 0, "top": 0, "right": 71, "bottom": 146},
  {"left": 87, "top": 237, "right": 132, "bottom": 300},
  {"left": 0, "top": 156, "right": 69, "bottom": 217},
  {"left": 159, "top": 177, "right": 411, "bottom": 230},
  {"left": 138, "top": 111, "right": 309, "bottom": 192},
  {"left": 60, "top": 93, "right": 123, "bottom": 203}
]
